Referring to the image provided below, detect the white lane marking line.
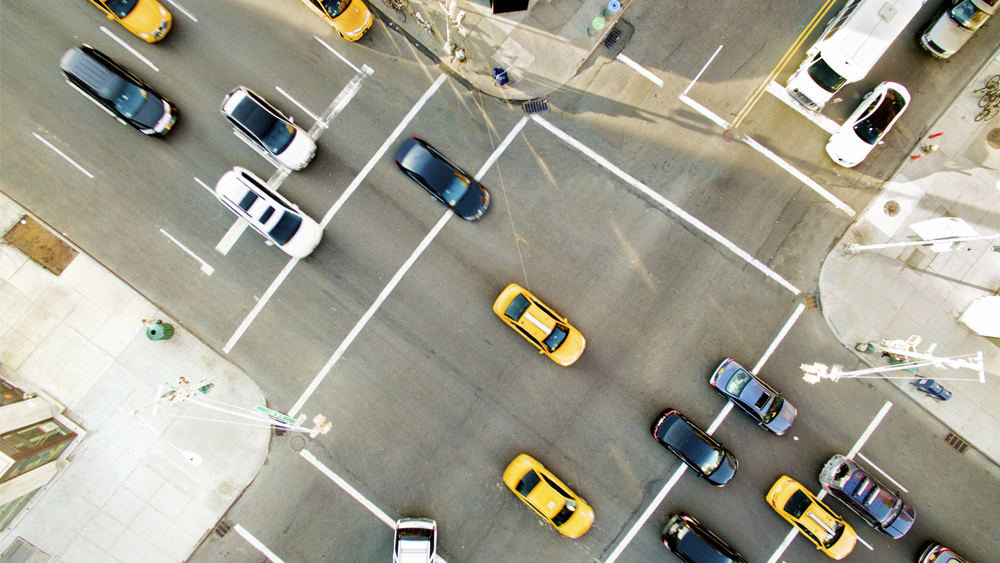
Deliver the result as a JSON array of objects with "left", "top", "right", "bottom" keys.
[
  {"left": 100, "top": 26, "right": 159, "bottom": 72},
  {"left": 615, "top": 53, "right": 664, "bottom": 87},
  {"left": 677, "top": 93, "right": 856, "bottom": 217},
  {"left": 705, "top": 400, "right": 734, "bottom": 435},
  {"left": 847, "top": 400, "right": 893, "bottom": 459},
  {"left": 764, "top": 80, "right": 840, "bottom": 135},
  {"left": 276, "top": 86, "right": 321, "bottom": 123},
  {"left": 162, "top": 0, "right": 197, "bottom": 22},
  {"left": 741, "top": 133, "right": 856, "bottom": 216},
  {"left": 314, "top": 34, "right": 361, "bottom": 74},
  {"left": 222, "top": 74, "right": 446, "bottom": 355},
  {"left": 233, "top": 524, "right": 284, "bottom": 563},
  {"left": 765, "top": 402, "right": 892, "bottom": 562},
  {"left": 753, "top": 303, "right": 806, "bottom": 373},
  {"left": 766, "top": 529, "right": 799, "bottom": 563},
  {"left": 605, "top": 464, "right": 689, "bottom": 563},
  {"left": 309, "top": 64, "right": 373, "bottom": 137},
  {"left": 215, "top": 220, "right": 248, "bottom": 256},
  {"left": 289, "top": 116, "right": 524, "bottom": 417},
  {"left": 300, "top": 449, "right": 395, "bottom": 527},
  {"left": 289, "top": 209, "right": 451, "bottom": 416},
  {"left": 32, "top": 132, "right": 93, "bottom": 178},
  {"left": 856, "top": 452, "right": 908, "bottom": 493},
  {"left": 609, "top": 302, "right": 804, "bottom": 561},
  {"left": 223, "top": 257, "right": 299, "bottom": 353},
  {"left": 194, "top": 176, "right": 214, "bottom": 195},
  {"left": 320, "top": 73, "right": 446, "bottom": 229},
  {"left": 532, "top": 114, "right": 801, "bottom": 295},
  {"left": 683, "top": 44, "right": 723, "bottom": 96},
  {"left": 159, "top": 228, "right": 214, "bottom": 275}
]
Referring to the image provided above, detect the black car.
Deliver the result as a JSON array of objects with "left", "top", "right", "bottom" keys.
[
  {"left": 662, "top": 513, "right": 747, "bottom": 563},
  {"left": 59, "top": 45, "right": 176, "bottom": 136},
  {"left": 394, "top": 137, "right": 490, "bottom": 220},
  {"left": 818, "top": 454, "right": 916, "bottom": 538},
  {"left": 651, "top": 410, "right": 738, "bottom": 486}
]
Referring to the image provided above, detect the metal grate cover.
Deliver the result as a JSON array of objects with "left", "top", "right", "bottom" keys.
[
  {"left": 523, "top": 98, "right": 549, "bottom": 114},
  {"left": 944, "top": 432, "right": 969, "bottom": 454}
]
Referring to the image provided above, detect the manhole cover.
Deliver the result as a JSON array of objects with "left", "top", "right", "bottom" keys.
[
  {"left": 883, "top": 200, "right": 900, "bottom": 217},
  {"left": 987, "top": 128, "right": 1000, "bottom": 149}
]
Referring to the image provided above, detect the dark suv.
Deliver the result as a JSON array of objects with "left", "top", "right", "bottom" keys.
[
  {"left": 59, "top": 45, "right": 176, "bottom": 136},
  {"left": 662, "top": 513, "right": 747, "bottom": 563},
  {"left": 818, "top": 454, "right": 915, "bottom": 538}
]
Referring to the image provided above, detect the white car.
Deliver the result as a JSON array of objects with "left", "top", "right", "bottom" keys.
[
  {"left": 220, "top": 86, "right": 316, "bottom": 170},
  {"left": 214, "top": 167, "right": 323, "bottom": 258},
  {"left": 392, "top": 518, "right": 436, "bottom": 563},
  {"left": 920, "top": 0, "right": 996, "bottom": 59},
  {"left": 826, "top": 82, "right": 910, "bottom": 168}
]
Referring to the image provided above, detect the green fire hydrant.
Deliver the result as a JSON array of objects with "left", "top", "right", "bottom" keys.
[{"left": 145, "top": 319, "right": 174, "bottom": 341}]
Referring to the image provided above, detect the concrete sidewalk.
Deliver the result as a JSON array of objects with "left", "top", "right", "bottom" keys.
[
  {"left": 0, "top": 195, "right": 269, "bottom": 562},
  {"left": 374, "top": 0, "right": 632, "bottom": 101},
  {"left": 818, "top": 51, "right": 1000, "bottom": 465}
]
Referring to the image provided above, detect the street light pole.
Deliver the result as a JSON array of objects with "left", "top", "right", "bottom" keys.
[{"left": 801, "top": 351, "right": 984, "bottom": 384}]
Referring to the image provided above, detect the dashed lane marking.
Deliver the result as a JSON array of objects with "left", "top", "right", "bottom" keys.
[
  {"left": 100, "top": 26, "right": 159, "bottom": 72},
  {"left": 32, "top": 132, "right": 93, "bottom": 178},
  {"left": 233, "top": 524, "right": 284, "bottom": 563},
  {"left": 159, "top": 228, "right": 214, "bottom": 275}
]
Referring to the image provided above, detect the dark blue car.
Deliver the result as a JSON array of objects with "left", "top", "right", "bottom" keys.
[
  {"left": 394, "top": 137, "right": 490, "bottom": 221},
  {"left": 819, "top": 454, "right": 916, "bottom": 538},
  {"left": 911, "top": 378, "right": 952, "bottom": 401}
]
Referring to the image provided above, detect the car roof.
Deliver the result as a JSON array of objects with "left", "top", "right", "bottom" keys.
[{"left": 60, "top": 47, "right": 126, "bottom": 97}]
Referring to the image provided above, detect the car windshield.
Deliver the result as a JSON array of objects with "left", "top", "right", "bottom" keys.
[
  {"left": 318, "top": 0, "right": 351, "bottom": 17},
  {"left": 504, "top": 294, "right": 530, "bottom": 320},
  {"left": 268, "top": 211, "right": 302, "bottom": 245},
  {"left": 232, "top": 97, "right": 295, "bottom": 155},
  {"left": 111, "top": 81, "right": 149, "bottom": 118},
  {"left": 724, "top": 369, "right": 752, "bottom": 395},
  {"left": 551, "top": 500, "right": 578, "bottom": 527},
  {"left": 783, "top": 490, "right": 811, "bottom": 518},
  {"left": 762, "top": 396, "right": 784, "bottom": 423},
  {"left": 542, "top": 325, "right": 568, "bottom": 352},
  {"left": 951, "top": 0, "right": 990, "bottom": 30},
  {"left": 103, "top": 0, "right": 139, "bottom": 18},
  {"left": 853, "top": 89, "right": 906, "bottom": 145},
  {"left": 807, "top": 57, "right": 847, "bottom": 93},
  {"left": 515, "top": 470, "right": 541, "bottom": 497},
  {"left": 397, "top": 527, "right": 433, "bottom": 540}
]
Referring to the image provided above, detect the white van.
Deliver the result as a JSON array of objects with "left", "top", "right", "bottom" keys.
[
  {"left": 787, "top": 0, "right": 927, "bottom": 110},
  {"left": 920, "top": 0, "right": 998, "bottom": 59}
]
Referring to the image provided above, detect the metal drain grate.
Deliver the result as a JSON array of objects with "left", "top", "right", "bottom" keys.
[
  {"left": 804, "top": 293, "right": 821, "bottom": 310},
  {"left": 523, "top": 98, "right": 549, "bottom": 114},
  {"left": 944, "top": 432, "right": 969, "bottom": 454},
  {"left": 603, "top": 27, "right": 623, "bottom": 49},
  {"left": 214, "top": 520, "right": 233, "bottom": 538}
]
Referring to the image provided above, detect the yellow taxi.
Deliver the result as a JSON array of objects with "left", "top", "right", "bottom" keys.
[
  {"left": 502, "top": 454, "right": 594, "bottom": 539},
  {"left": 766, "top": 476, "right": 857, "bottom": 560},
  {"left": 492, "top": 283, "right": 585, "bottom": 366},
  {"left": 87, "top": 0, "right": 172, "bottom": 43},
  {"left": 299, "top": 0, "right": 373, "bottom": 41}
]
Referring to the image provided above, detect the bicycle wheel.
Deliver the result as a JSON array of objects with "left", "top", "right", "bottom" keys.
[
  {"left": 986, "top": 74, "right": 1000, "bottom": 91},
  {"left": 980, "top": 91, "right": 1000, "bottom": 109},
  {"left": 975, "top": 105, "right": 1000, "bottom": 122}
]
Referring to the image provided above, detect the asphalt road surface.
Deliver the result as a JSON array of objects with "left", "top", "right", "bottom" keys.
[{"left": 2, "top": 0, "right": 998, "bottom": 561}]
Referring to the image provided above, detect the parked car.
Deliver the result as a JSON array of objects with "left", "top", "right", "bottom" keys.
[
  {"left": 818, "top": 454, "right": 915, "bottom": 538},
  {"left": 221, "top": 86, "right": 317, "bottom": 170},
  {"left": 651, "top": 410, "right": 738, "bottom": 487},
  {"left": 298, "top": 0, "right": 373, "bottom": 41},
  {"left": 392, "top": 518, "right": 436, "bottom": 563},
  {"left": 502, "top": 453, "right": 594, "bottom": 538},
  {"left": 911, "top": 378, "right": 953, "bottom": 401},
  {"left": 709, "top": 357, "right": 797, "bottom": 435},
  {"left": 920, "top": 0, "right": 997, "bottom": 59},
  {"left": 60, "top": 46, "right": 177, "bottom": 137},
  {"left": 394, "top": 137, "right": 490, "bottom": 221},
  {"left": 492, "top": 283, "right": 585, "bottom": 366},
  {"left": 86, "top": 0, "right": 172, "bottom": 42},
  {"left": 766, "top": 475, "right": 856, "bottom": 560},
  {"left": 661, "top": 513, "right": 748, "bottom": 563},
  {"left": 826, "top": 81, "right": 911, "bottom": 168},
  {"left": 214, "top": 166, "right": 323, "bottom": 258},
  {"left": 918, "top": 543, "right": 970, "bottom": 562}
]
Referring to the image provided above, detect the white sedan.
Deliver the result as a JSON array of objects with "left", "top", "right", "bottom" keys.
[{"left": 826, "top": 82, "right": 910, "bottom": 168}]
